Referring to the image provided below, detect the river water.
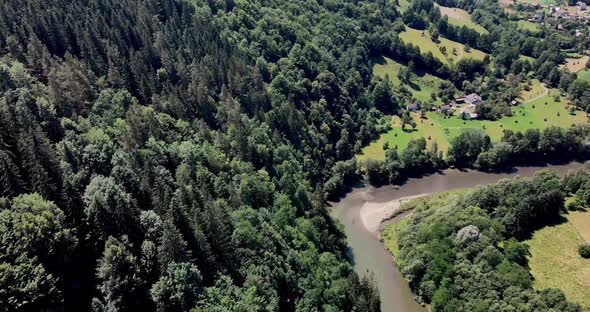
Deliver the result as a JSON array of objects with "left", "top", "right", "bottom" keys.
[{"left": 330, "top": 161, "right": 587, "bottom": 312}]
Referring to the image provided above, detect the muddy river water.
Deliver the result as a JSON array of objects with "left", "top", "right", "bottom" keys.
[{"left": 330, "top": 162, "right": 587, "bottom": 312}]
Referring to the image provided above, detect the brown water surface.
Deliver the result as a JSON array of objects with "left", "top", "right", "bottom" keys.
[{"left": 330, "top": 162, "right": 587, "bottom": 312}]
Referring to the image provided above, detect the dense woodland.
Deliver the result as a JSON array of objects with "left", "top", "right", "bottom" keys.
[
  {"left": 1, "top": 0, "right": 590, "bottom": 310},
  {"left": 0, "top": 0, "right": 394, "bottom": 310},
  {"left": 395, "top": 169, "right": 590, "bottom": 311}
]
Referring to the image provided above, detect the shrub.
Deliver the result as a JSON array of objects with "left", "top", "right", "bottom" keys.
[{"left": 578, "top": 243, "right": 590, "bottom": 258}]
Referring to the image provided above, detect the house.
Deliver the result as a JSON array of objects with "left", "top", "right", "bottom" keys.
[
  {"left": 460, "top": 111, "right": 478, "bottom": 119},
  {"left": 530, "top": 1, "right": 540, "bottom": 8},
  {"left": 439, "top": 104, "right": 451, "bottom": 113},
  {"left": 454, "top": 95, "right": 465, "bottom": 104},
  {"left": 529, "top": 13, "right": 543, "bottom": 22},
  {"left": 465, "top": 93, "right": 482, "bottom": 105},
  {"left": 406, "top": 102, "right": 419, "bottom": 111},
  {"left": 577, "top": 1, "right": 587, "bottom": 10}
]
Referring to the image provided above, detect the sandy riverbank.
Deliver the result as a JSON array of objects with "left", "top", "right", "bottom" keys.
[{"left": 359, "top": 193, "right": 426, "bottom": 235}]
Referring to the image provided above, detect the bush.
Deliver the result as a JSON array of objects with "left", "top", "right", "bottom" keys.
[{"left": 578, "top": 243, "right": 590, "bottom": 258}]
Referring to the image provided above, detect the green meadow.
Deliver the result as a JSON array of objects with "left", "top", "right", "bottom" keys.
[
  {"left": 526, "top": 209, "right": 590, "bottom": 309},
  {"left": 436, "top": 4, "right": 489, "bottom": 34},
  {"left": 516, "top": 20, "right": 541, "bottom": 33},
  {"left": 372, "top": 57, "right": 445, "bottom": 104},
  {"left": 398, "top": 27, "right": 487, "bottom": 64},
  {"left": 358, "top": 80, "right": 587, "bottom": 161}
]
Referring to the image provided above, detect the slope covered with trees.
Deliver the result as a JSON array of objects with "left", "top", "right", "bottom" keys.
[
  {"left": 392, "top": 170, "right": 589, "bottom": 311},
  {"left": 0, "top": 0, "right": 404, "bottom": 310}
]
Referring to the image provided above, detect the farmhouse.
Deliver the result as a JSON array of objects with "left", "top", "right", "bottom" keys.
[
  {"left": 439, "top": 104, "right": 451, "bottom": 113},
  {"left": 577, "top": 1, "right": 587, "bottom": 10},
  {"left": 529, "top": 13, "right": 543, "bottom": 22},
  {"left": 465, "top": 93, "right": 482, "bottom": 105},
  {"left": 406, "top": 102, "right": 419, "bottom": 111}
]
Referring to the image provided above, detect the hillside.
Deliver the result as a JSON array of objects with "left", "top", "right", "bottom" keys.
[{"left": 399, "top": 27, "right": 487, "bottom": 64}]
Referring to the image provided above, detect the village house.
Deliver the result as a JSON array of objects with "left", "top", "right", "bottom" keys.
[
  {"left": 577, "top": 1, "right": 587, "bottom": 10},
  {"left": 529, "top": 13, "right": 543, "bottom": 22},
  {"left": 465, "top": 93, "right": 482, "bottom": 105},
  {"left": 406, "top": 102, "right": 419, "bottom": 111},
  {"left": 439, "top": 104, "right": 451, "bottom": 114}
]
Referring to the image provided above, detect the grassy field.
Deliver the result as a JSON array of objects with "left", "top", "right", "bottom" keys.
[
  {"left": 436, "top": 4, "right": 488, "bottom": 34},
  {"left": 372, "top": 57, "right": 445, "bottom": 104},
  {"left": 577, "top": 69, "right": 590, "bottom": 82},
  {"left": 397, "top": 0, "right": 411, "bottom": 13},
  {"left": 358, "top": 81, "right": 587, "bottom": 160},
  {"left": 520, "top": 79, "right": 545, "bottom": 101},
  {"left": 517, "top": 20, "right": 541, "bottom": 33},
  {"left": 562, "top": 55, "right": 589, "bottom": 73},
  {"left": 526, "top": 210, "right": 590, "bottom": 309},
  {"left": 399, "top": 27, "right": 487, "bottom": 64}
]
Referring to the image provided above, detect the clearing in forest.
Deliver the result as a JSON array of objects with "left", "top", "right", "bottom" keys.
[
  {"left": 435, "top": 4, "right": 488, "bottom": 34},
  {"left": 526, "top": 209, "right": 590, "bottom": 309},
  {"left": 516, "top": 20, "right": 541, "bottom": 33},
  {"left": 398, "top": 27, "right": 487, "bottom": 64},
  {"left": 577, "top": 69, "right": 590, "bottom": 82},
  {"left": 372, "top": 57, "right": 445, "bottom": 104},
  {"left": 358, "top": 79, "right": 587, "bottom": 160},
  {"left": 561, "top": 55, "right": 589, "bottom": 73}
]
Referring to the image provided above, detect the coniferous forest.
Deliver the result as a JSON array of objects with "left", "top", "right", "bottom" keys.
[
  {"left": 2, "top": 0, "right": 590, "bottom": 311},
  {"left": 0, "top": 0, "right": 389, "bottom": 310}
]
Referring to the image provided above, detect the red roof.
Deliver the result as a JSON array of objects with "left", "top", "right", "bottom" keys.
[{"left": 530, "top": 1, "right": 540, "bottom": 6}]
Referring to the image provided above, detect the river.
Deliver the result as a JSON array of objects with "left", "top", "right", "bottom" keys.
[{"left": 330, "top": 161, "right": 587, "bottom": 312}]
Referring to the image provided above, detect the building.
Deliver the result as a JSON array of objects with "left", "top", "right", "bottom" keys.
[
  {"left": 406, "top": 102, "right": 419, "bottom": 111},
  {"left": 577, "top": 1, "right": 587, "bottom": 10},
  {"left": 529, "top": 13, "right": 543, "bottom": 22},
  {"left": 465, "top": 93, "right": 482, "bottom": 105},
  {"left": 439, "top": 104, "right": 451, "bottom": 114}
]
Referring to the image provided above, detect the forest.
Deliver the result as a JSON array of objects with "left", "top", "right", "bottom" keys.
[
  {"left": 0, "top": 0, "right": 393, "bottom": 310},
  {"left": 392, "top": 169, "right": 590, "bottom": 311},
  {"left": 1, "top": 0, "right": 590, "bottom": 311}
]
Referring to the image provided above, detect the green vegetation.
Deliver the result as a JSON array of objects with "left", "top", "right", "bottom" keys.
[
  {"left": 360, "top": 101, "right": 586, "bottom": 159},
  {"left": 399, "top": 27, "right": 487, "bottom": 64},
  {"left": 381, "top": 218, "right": 409, "bottom": 260},
  {"left": 359, "top": 81, "right": 587, "bottom": 160},
  {"left": 384, "top": 171, "right": 586, "bottom": 310},
  {"left": 516, "top": 20, "right": 541, "bottom": 33},
  {"left": 577, "top": 69, "right": 590, "bottom": 82},
  {"left": 372, "top": 57, "right": 445, "bottom": 104},
  {"left": 526, "top": 210, "right": 590, "bottom": 308},
  {"left": 436, "top": 4, "right": 488, "bottom": 34}
]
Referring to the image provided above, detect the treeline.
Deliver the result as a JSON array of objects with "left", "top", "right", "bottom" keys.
[
  {"left": 0, "top": 0, "right": 426, "bottom": 310},
  {"left": 395, "top": 169, "right": 586, "bottom": 310},
  {"left": 325, "top": 124, "right": 590, "bottom": 199}
]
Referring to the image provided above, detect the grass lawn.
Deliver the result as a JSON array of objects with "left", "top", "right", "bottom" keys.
[
  {"left": 520, "top": 79, "right": 545, "bottom": 101},
  {"left": 517, "top": 20, "right": 541, "bottom": 33},
  {"left": 397, "top": 0, "right": 411, "bottom": 13},
  {"left": 399, "top": 27, "right": 487, "bottom": 64},
  {"left": 526, "top": 210, "right": 590, "bottom": 309},
  {"left": 357, "top": 82, "right": 587, "bottom": 161},
  {"left": 436, "top": 4, "right": 488, "bottom": 34},
  {"left": 577, "top": 69, "right": 590, "bottom": 82},
  {"left": 562, "top": 55, "right": 589, "bottom": 73},
  {"left": 372, "top": 57, "right": 445, "bottom": 104}
]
